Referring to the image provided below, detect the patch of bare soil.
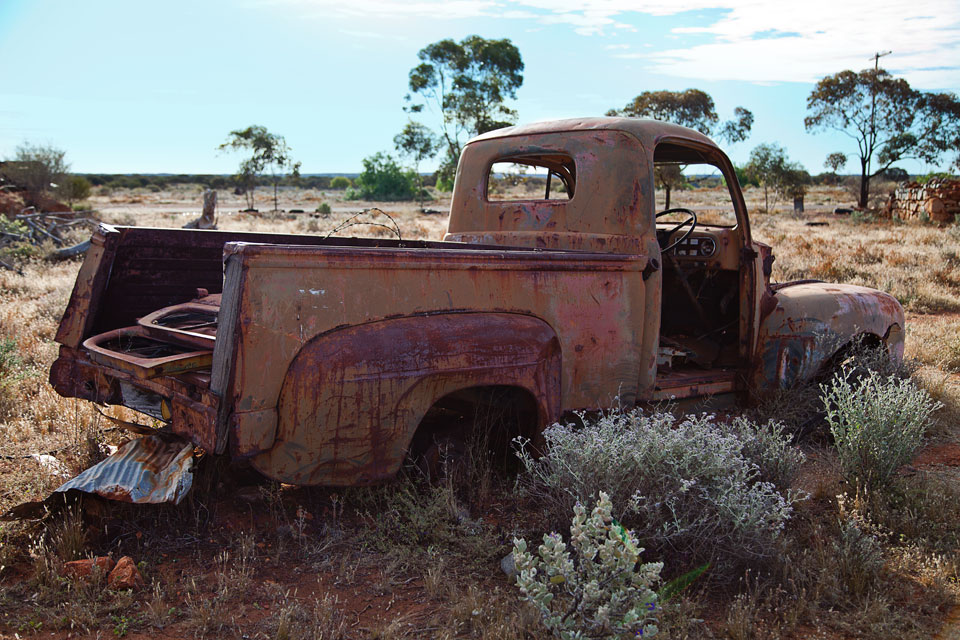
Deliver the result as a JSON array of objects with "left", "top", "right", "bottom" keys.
[{"left": 914, "top": 443, "right": 960, "bottom": 467}]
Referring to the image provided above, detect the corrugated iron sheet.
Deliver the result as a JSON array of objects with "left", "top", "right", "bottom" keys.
[{"left": 54, "top": 435, "right": 195, "bottom": 504}]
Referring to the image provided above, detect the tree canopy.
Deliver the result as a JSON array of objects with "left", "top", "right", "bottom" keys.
[
  {"left": 805, "top": 68, "right": 960, "bottom": 208},
  {"left": 406, "top": 35, "right": 524, "bottom": 181},
  {"left": 824, "top": 152, "right": 847, "bottom": 173},
  {"left": 352, "top": 152, "right": 416, "bottom": 201},
  {"left": 607, "top": 89, "right": 754, "bottom": 143},
  {"left": 608, "top": 89, "right": 753, "bottom": 208},
  {"left": 219, "top": 125, "right": 299, "bottom": 211}
]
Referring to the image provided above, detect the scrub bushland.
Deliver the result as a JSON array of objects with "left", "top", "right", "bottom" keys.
[{"left": 0, "top": 184, "right": 958, "bottom": 638}]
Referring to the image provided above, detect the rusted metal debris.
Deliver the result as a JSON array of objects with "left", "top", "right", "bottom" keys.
[
  {"left": 53, "top": 435, "right": 195, "bottom": 504},
  {"left": 5, "top": 435, "right": 195, "bottom": 519},
  {"left": 0, "top": 210, "right": 98, "bottom": 268}
]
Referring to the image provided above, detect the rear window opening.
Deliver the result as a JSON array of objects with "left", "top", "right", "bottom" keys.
[{"left": 486, "top": 154, "right": 576, "bottom": 202}]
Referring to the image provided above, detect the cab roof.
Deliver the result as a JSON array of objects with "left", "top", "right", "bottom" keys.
[{"left": 468, "top": 117, "right": 718, "bottom": 150}]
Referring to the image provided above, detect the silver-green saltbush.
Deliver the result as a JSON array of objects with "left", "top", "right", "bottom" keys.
[
  {"left": 513, "top": 492, "right": 662, "bottom": 640},
  {"left": 516, "top": 409, "right": 802, "bottom": 566},
  {"left": 822, "top": 370, "right": 941, "bottom": 488}
]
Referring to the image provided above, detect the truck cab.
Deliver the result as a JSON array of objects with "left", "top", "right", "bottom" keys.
[{"left": 446, "top": 117, "right": 903, "bottom": 402}]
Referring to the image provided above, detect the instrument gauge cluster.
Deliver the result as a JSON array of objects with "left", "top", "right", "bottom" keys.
[{"left": 673, "top": 235, "right": 716, "bottom": 258}]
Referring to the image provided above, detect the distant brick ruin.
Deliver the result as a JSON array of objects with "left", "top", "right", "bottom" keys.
[{"left": 887, "top": 178, "right": 960, "bottom": 223}]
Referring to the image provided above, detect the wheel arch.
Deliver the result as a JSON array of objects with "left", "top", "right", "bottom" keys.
[{"left": 249, "top": 311, "right": 561, "bottom": 485}]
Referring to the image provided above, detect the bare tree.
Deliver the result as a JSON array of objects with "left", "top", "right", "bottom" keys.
[{"left": 394, "top": 121, "right": 439, "bottom": 210}]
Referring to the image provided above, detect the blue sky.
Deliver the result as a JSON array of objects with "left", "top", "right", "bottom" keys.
[{"left": 1, "top": 0, "right": 958, "bottom": 174}]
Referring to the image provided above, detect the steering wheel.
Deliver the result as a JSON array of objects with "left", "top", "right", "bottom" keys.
[{"left": 655, "top": 207, "right": 698, "bottom": 253}]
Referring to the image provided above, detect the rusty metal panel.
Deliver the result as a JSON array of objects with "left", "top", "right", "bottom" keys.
[
  {"left": 75, "top": 225, "right": 571, "bottom": 340},
  {"left": 752, "top": 282, "right": 905, "bottom": 389},
  {"left": 49, "top": 346, "right": 219, "bottom": 453},
  {"left": 54, "top": 435, "right": 194, "bottom": 504},
  {"left": 138, "top": 298, "right": 219, "bottom": 350},
  {"left": 223, "top": 243, "right": 647, "bottom": 429},
  {"left": 82, "top": 326, "right": 213, "bottom": 379},
  {"left": 170, "top": 396, "right": 219, "bottom": 453},
  {"left": 250, "top": 312, "right": 561, "bottom": 485},
  {"left": 447, "top": 129, "right": 654, "bottom": 251},
  {"left": 54, "top": 225, "right": 120, "bottom": 348}
]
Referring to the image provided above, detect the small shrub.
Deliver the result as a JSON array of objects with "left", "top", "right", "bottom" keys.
[
  {"left": 822, "top": 370, "right": 941, "bottom": 488},
  {"left": 353, "top": 152, "right": 416, "bottom": 201},
  {"left": 513, "top": 492, "right": 662, "bottom": 639},
  {"left": 517, "top": 409, "right": 801, "bottom": 568},
  {"left": 49, "top": 506, "right": 87, "bottom": 562},
  {"left": 727, "top": 416, "right": 805, "bottom": 487},
  {"left": 850, "top": 210, "right": 877, "bottom": 224},
  {"left": 315, "top": 202, "right": 331, "bottom": 215},
  {"left": 833, "top": 493, "right": 885, "bottom": 601},
  {"left": 271, "top": 593, "right": 348, "bottom": 640},
  {"left": 0, "top": 337, "right": 22, "bottom": 382},
  {"left": 329, "top": 176, "right": 351, "bottom": 189},
  {"left": 350, "top": 479, "right": 463, "bottom": 553}
]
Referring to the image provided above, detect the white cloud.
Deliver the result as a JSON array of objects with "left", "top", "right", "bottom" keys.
[
  {"left": 266, "top": 0, "right": 960, "bottom": 88},
  {"left": 640, "top": 0, "right": 960, "bottom": 89}
]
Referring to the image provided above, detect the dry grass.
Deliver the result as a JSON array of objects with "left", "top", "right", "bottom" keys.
[
  {"left": 752, "top": 211, "right": 960, "bottom": 314},
  {"left": 1, "top": 183, "right": 959, "bottom": 638}
]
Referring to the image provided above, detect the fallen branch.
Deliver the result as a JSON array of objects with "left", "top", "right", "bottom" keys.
[
  {"left": 51, "top": 239, "right": 91, "bottom": 260},
  {"left": 23, "top": 218, "right": 64, "bottom": 246},
  {"left": 0, "top": 257, "right": 23, "bottom": 275}
]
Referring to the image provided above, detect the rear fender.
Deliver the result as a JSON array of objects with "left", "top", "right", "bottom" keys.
[
  {"left": 752, "top": 282, "right": 905, "bottom": 391},
  {"left": 247, "top": 312, "right": 561, "bottom": 485}
]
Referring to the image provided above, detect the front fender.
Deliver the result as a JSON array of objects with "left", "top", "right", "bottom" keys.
[{"left": 751, "top": 282, "right": 905, "bottom": 391}]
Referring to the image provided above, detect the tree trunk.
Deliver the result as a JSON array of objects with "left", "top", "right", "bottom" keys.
[
  {"left": 273, "top": 180, "right": 279, "bottom": 212},
  {"left": 416, "top": 162, "right": 423, "bottom": 211},
  {"left": 859, "top": 158, "right": 870, "bottom": 209},
  {"left": 664, "top": 185, "right": 671, "bottom": 210}
]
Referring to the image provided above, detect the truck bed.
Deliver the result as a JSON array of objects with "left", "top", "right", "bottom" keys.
[{"left": 51, "top": 225, "right": 654, "bottom": 484}]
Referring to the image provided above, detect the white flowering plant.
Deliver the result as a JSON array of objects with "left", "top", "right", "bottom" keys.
[
  {"left": 513, "top": 492, "right": 662, "bottom": 639},
  {"left": 516, "top": 409, "right": 803, "bottom": 568}
]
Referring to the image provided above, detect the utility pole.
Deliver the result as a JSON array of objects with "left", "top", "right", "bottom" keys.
[
  {"left": 867, "top": 51, "right": 892, "bottom": 190},
  {"left": 868, "top": 51, "right": 892, "bottom": 140}
]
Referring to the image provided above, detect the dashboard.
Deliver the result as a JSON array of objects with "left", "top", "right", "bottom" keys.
[
  {"left": 672, "top": 234, "right": 716, "bottom": 258},
  {"left": 656, "top": 226, "right": 741, "bottom": 271}
]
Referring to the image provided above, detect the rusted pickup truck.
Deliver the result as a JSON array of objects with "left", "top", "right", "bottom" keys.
[{"left": 49, "top": 117, "right": 904, "bottom": 490}]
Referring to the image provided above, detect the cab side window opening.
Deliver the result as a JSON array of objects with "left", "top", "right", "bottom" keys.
[
  {"left": 486, "top": 154, "right": 576, "bottom": 202},
  {"left": 653, "top": 143, "right": 738, "bottom": 228}
]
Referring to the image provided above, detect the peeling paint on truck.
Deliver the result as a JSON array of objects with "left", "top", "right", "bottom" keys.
[{"left": 45, "top": 117, "right": 904, "bottom": 501}]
